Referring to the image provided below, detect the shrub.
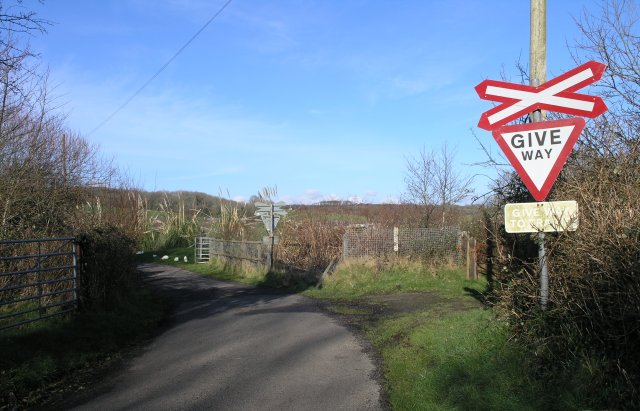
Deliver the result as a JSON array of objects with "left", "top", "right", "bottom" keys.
[
  {"left": 76, "top": 226, "right": 139, "bottom": 310},
  {"left": 276, "top": 219, "right": 345, "bottom": 272}
]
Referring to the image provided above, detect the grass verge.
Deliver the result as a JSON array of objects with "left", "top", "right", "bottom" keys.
[
  {"left": 0, "top": 288, "right": 170, "bottom": 409},
  {"left": 368, "top": 308, "right": 581, "bottom": 411},
  {"left": 305, "top": 258, "right": 484, "bottom": 300},
  {"left": 139, "top": 247, "right": 269, "bottom": 285},
  {"left": 138, "top": 247, "right": 315, "bottom": 291}
]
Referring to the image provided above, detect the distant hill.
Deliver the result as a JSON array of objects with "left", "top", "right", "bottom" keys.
[{"left": 290, "top": 202, "right": 481, "bottom": 228}]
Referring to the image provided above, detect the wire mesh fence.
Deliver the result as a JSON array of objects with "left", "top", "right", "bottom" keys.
[
  {"left": 197, "top": 226, "right": 465, "bottom": 269},
  {"left": 342, "top": 226, "right": 463, "bottom": 263}
]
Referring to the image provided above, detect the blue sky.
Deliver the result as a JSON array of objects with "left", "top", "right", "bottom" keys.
[{"left": 30, "top": 0, "right": 603, "bottom": 204}]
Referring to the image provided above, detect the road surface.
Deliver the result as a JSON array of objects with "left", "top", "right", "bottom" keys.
[{"left": 69, "top": 264, "right": 383, "bottom": 410}]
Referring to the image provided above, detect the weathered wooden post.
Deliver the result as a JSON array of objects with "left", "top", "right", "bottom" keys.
[
  {"left": 462, "top": 233, "right": 470, "bottom": 279},
  {"left": 469, "top": 237, "right": 477, "bottom": 280},
  {"left": 393, "top": 227, "right": 399, "bottom": 256},
  {"left": 466, "top": 236, "right": 478, "bottom": 280}
]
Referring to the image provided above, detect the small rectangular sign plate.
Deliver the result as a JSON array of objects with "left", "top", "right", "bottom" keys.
[{"left": 505, "top": 201, "right": 578, "bottom": 233}]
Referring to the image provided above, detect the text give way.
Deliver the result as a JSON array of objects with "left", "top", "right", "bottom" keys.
[
  {"left": 492, "top": 118, "right": 585, "bottom": 202},
  {"left": 505, "top": 201, "right": 579, "bottom": 233}
]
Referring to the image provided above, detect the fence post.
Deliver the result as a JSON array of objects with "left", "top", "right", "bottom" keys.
[
  {"left": 266, "top": 242, "right": 273, "bottom": 270},
  {"left": 467, "top": 236, "right": 477, "bottom": 280},
  {"left": 462, "top": 234, "right": 469, "bottom": 279},
  {"left": 72, "top": 240, "right": 79, "bottom": 310},
  {"left": 37, "top": 241, "right": 45, "bottom": 315},
  {"left": 393, "top": 227, "right": 399, "bottom": 255},
  {"left": 342, "top": 235, "right": 348, "bottom": 260}
]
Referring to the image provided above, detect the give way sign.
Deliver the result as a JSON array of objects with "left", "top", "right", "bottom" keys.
[
  {"left": 476, "top": 60, "right": 607, "bottom": 130},
  {"left": 492, "top": 118, "right": 585, "bottom": 201}
]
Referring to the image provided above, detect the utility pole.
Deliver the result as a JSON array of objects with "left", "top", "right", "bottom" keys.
[{"left": 530, "top": 0, "right": 548, "bottom": 309}]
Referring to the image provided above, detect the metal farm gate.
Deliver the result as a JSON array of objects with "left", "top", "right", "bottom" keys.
[
  {"left": 0, "top": 237, "right": 79, "bottom": 331},
  {"left": 194, "top": 236, "right": 211, "bottom": 263}
]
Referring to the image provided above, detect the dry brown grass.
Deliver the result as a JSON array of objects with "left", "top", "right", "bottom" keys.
[{"left": 276, "top": 219, "right": 345, "bottom": 272}]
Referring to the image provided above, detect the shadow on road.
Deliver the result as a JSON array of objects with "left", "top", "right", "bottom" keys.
[
  {"left": 139, "top": 264, "right": 321, "bottom": 325},
  {"left": 63, "top": 263, "right": 383, "bottom": 411}
]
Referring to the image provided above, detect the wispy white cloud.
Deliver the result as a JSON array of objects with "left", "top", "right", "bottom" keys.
[
  {"left": 230, "top": 5, "right": 302, "bottom": 54},
  {"left": 162, "top": 166, "right": 246, "bottom": 182},
  {"left": 381, "top": 196, "right": 400, "bottom": 204},
  {"left": 302, "top": 189, "right": 323, "bottom": 203}
]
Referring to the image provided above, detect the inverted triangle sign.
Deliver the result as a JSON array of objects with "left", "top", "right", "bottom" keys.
[
  {"left": 261, "top": 215, "right": 280, "bottom": 233},
  {"left": 492, "top": 118, "right": 585, "bottom": 201}
]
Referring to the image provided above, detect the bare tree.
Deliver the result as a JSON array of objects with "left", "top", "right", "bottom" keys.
[
  {"left": 0, "top": 1, "right": 123, "bottom": 239},
  {"left": 403, "top": 144, "right": 474, "bottom": 227}
]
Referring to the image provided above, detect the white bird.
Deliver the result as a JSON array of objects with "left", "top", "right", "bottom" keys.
[
  {"left": 174, "top": 257, "right": 179, "bottom": 262},
  {"left": 161, "top": 255, "right": 169, "bottom": 260},
  {"left": 183, "top": 256, "right": 188, "bottom": 263}
]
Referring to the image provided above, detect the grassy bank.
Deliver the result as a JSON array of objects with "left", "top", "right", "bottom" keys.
[
  {"left": 369, "top": 308, "right": 582, "bottom": 411},
  {"left": 0, "top": 288, "right": 169, "bottom": 409},
  {"left": 305, "top": 258, "right": 484, "bottom": 300},
  {"left": 138, "top": 247, "right": 271, "bottom": 285},
  {"left": 140, "top": 248, "right": 486, "bottom": 297},
  {"left": 138, "top": 247, "right": 320, "bottom": 291}
]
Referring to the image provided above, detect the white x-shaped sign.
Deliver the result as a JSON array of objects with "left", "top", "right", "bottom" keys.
[{"left": 476, "top": 60, "right": 607, "bottom": 130}]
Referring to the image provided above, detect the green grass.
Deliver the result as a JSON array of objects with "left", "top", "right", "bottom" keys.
[
  {"left": 140, "top": 248, "right": 485, "bottom": 299},
  {"left": 0, "top": 288, "right": 169, "bottom": 408},
  {"left": 367, "top": 308, "right": 578, "bottom": 411},
  {"left": 137, "top": 246, "right": 195, "bottom": 265},
  {"left": 0, "top": 300, "right": 43, "bottom": 330},
  {"left": 144, "top": 252, "right": 483, "bottom": 299},
  {"left": 139, "top": 247, "right": 320, "bottom": 291},
  {"left": 138, "top": 247, "right": 271, "bottom": 286},
  {"left": 327, "top": 305, "right": 369, "bottom": 315},
  {"left": 305, "top": 259, "right": 485, "bottom": 300}
]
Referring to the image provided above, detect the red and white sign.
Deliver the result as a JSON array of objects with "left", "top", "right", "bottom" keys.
[
  {"left": 476, "top": 61, "right": 607, "bottom": 130},
  {"left": 492, "top": 118, "right": 585, "bottom": 201}
]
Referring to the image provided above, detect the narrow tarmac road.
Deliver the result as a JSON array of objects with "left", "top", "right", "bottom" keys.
[{"left": 70, "top": 264, "right": 383, "bottom": 411}]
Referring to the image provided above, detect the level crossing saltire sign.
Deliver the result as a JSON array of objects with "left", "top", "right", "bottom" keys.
[
  {"left": 476, "top": 60, "right": 608, "bottom": 204},
  {"left": 475, "top": 60, "right": 607, "bottom": 131}
]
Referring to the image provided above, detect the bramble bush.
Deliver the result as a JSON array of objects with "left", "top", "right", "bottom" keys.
[{"left": 76, "top": 226, "right": 140, "bottom": 310}]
